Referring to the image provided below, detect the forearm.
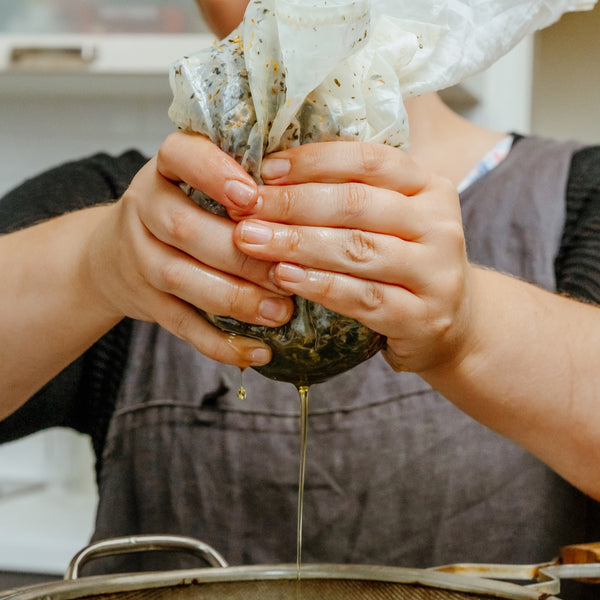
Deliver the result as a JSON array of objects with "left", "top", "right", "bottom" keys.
[
  {"left": 421, "top": 266, "right": 600, "bottom": 500},
  {"left": 0, "top": 205, "right": 121, "bottom": 418}
]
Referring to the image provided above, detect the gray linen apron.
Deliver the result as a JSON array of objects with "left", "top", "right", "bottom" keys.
[{"left": 90, "top": 137, "right": 597, "bottom": 575}]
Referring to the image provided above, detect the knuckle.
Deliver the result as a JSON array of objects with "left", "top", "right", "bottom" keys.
[
  {"left": 164, "top": 205, "right": 197, "bottom": 243},
  {"left": 234, "top": 251, "right": 254, "bottom": 278},
  {"left": 359, "top": 280, "right": 386, "bottom": 312},
  {"left": 224, "top": 284, "right": 250, "bottom": 318},
  {"left": 158, "top": 261, "right": 188, "bottom": 293},
  {"left": 425, "top": 213, "right": 465, "bottom": 251},
  {"left": 156, "top": 133, "right": 179, "bottom": 165},
  {"left": 441, "top": 220, "right": 467, "bottom": 254},
  {"left": 345, "top": 229, "right": 377, "bottom": 264},
  {"left": 277, "top": 186, "right": 297, "bottom": 222},
  {"left": 431, "top": 176, "right": 461, "bottom": 214},
  {"left": 357, "top": 143, "right": 385, "bottom": 176},
  {"left": 119, "top": 184, "right": 144, "bottom": 216},
  {"left": 340, "top": 183, "right": 369, "bottom": 223},
  {"left": 317, "top": 271, "right": 338, "bottom": 299},
  {"left": 234, "top": 254, "right": 280, "bottom": 295},
  {"left": 284, "top": 227, "right": 303, "bottom": 253},
  {"left": 167, "top": 305, "right": 196, "bottom": 340},
  {"left": 436, "top": 174, "right": 457, "bottom": 195},
  {"left": 428, "top": 312, "right": 454, "bottom": 340},
  {"left": 427, "top": 262, "right": 464, "bottom": 303}
]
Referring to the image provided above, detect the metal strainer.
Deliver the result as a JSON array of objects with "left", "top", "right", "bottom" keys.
[
  {"left": 66, "top": 576, "right": 511, "bottom": 600},
  {"left": 5, "top": 535, "right": 600, "bottom": 600},
  {"left": 0, "top": 567, "right": 548, "bottom": 600}
]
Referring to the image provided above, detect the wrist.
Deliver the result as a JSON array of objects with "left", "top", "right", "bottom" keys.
[
  {"left": 417, "top": 265, "right": 489, "bottom": 387},
  {"left": 417, "top": 265, "right": 547, "bottom": 423},
  {"left": 79, "top": 203, "right": 128, "bottom": 324}
]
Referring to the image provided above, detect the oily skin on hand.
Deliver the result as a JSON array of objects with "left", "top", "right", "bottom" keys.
[{"left": 232, "top": 141, "right": 474, "bottom": 375}]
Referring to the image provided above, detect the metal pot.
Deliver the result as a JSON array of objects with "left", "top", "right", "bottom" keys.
[{"left": 2, "top": 535, "right": 600, "bottom": 600}]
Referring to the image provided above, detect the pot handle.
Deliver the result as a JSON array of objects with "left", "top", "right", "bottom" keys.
[
  {"left": 557, "top": 542, "right": 600, "bottom": 584},
  {"left": 560, "top": 542, "right": 600, "bottom": 566},
  {"left": 64, "top": 534, "right": 228, "bottom": 580},
  {"left": 430, "top": 543, "right": 600, "bottom": 596}
]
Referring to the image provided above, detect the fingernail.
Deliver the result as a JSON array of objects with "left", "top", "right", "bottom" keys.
[
  {"left": 240, "top": 221, "right": 273, "bottom": 244},
  {"left": 249, "top": 347, "right": 271, "bottom": 365},
  {"left": 259, "top": 297, "right": 290, "bottom": 322},
  {"left": 224, "top": 179, "right": 257, "bottom": 208},
  {"left": 262, "top": 158, "right": 291, "bottom": 181},
  {"left": 277, "top": 263, "right": 306, "bottom": 283},
  {"left": 229, "top": 196, "right": 263, "bottom": 221}
]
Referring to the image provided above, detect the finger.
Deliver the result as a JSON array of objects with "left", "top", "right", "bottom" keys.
[
  {"left": 235, "top": 219, "right": 429, "bottom": 290},
  {"left": 260, "top": 141, "right": 429, "bottom": 195},
  {"left": 233, "top": 181, "right": 438, "bottom": 240},
  {"left": 156, "top": 132, "right": 259, "bottom": 211},
  {"left": 138, "top": 235, "right": 294, "bottom": 328},
  {"left": 136, "top": 176, "right": 290, "bottom": 295},
  {"left": 152, "top": 294, "right": 273, "bottom": 369},
  {"left": 270, "top": 263, "right": 422, "bottom": 337}
]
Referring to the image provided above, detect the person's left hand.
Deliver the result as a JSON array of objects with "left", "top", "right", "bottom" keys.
[{"left": 229, "top": 141, "right": 476, "bottom": 375}]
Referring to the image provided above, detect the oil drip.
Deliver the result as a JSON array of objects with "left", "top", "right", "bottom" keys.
[
  {"left": 237, "top": 368, "right": 247, "bottom": 400},
  {"left": 296, "top": 385, "right": 310, "bottom": 590}
]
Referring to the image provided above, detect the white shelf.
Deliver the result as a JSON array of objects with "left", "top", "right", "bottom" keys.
[
  {"left": 0, "top": 33, "right": 213, "bottom": 96},
  {"left": 0, "top": 33, "right": 213, "bottom": 73}
]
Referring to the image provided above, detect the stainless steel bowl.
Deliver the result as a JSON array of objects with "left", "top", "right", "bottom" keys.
[{"left": 5, "top": 535, "right": 600, "bottom": 600}]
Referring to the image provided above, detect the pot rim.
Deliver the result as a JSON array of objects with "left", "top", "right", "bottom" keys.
[{"left": 0, "top": 563, "right": 559, "bottom": 600}]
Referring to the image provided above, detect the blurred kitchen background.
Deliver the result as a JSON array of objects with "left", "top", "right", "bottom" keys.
[{"left": 0, "top": 0, "right": 598, "bottom": 591}]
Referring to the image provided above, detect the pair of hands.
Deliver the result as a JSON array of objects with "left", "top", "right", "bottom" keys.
[{"left": 90, "top": 132, "right": 475, "bottom": 376}]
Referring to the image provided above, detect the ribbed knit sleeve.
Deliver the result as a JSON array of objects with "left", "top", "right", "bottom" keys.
[{"left": 555, "top": 146, "right": 600, "bottom": 304}]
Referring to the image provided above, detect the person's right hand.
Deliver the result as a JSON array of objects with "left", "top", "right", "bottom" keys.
[{"left": 87, "top": 132, "right": 294, "bottom": 368}]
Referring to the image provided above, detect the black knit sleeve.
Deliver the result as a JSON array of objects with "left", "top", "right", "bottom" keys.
[
  {"left": 0, "top": 150, "right": 147, "bottom": 455},
  {"left": 555, "top": 146, "right": 600, "bottom": 304},
  {"left": 0, "top": 150, "right": 147, "bottom": 233}
]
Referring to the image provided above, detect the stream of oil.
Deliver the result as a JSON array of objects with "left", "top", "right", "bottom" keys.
[
  {"left": 237, "top": 372, "right": 310, "bottom": 598},
  {"left": 295, "top": 385, "right": 310, "bottom": 597}
]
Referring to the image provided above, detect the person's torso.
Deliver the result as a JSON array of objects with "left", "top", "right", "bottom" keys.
[{"left": 91, "top": 136, "right": 597, "bottom": 577}]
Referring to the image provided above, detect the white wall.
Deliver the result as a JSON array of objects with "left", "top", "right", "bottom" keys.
[
  {"left": 531, "top": 2, "right": 600, "bottom": 143},
  {"left": 0, "top": 83, "right": 174, "bottom": 198}
]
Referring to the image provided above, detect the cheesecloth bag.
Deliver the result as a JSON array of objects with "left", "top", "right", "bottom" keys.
[{"left": 168, "top": 0, "right": 595, "bottom": 386}]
